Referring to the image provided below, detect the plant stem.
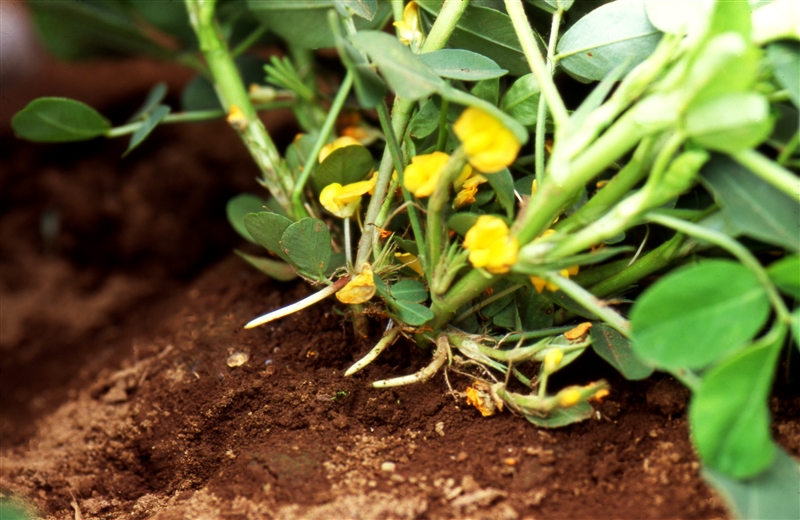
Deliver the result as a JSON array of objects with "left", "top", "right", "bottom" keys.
[
  {"left": 500, "top": 325, "right": 575, "bottom": 344},
  {"left": 436, "top": 96, "right": 450, "bottom": 152},
  {"left": 504, "top": 0, "right": 568, "bottom": 128},
  {"left": 244, "top": 276, "right": 351, "bottom": 329},
  {"left": 732, "top": 149, "right": 800, "bottom": 200},
  {"left": 345, "top": 327, "right": 401, "bottom": 376},
  {"left": 421, "top": 0, "right": 470, "bottom": 54},
  {"left": 104, "top": 101, "right": 295, "bottom": 138},
  {"left": 184, "top": 0, "right": 297, "bottom": 217},
  {"left": 230, "top": 25, "right": 268, "bottom": 58},
  {"left": 540, "top": 272, "right": 630, "bottom": 336},
  {"left": 646, "top": 211, "right": 793, "bottom": 324},
  {"left": 534, "top": 4, "right": 563, "bottom": 185},
  {"left": 291, "top": 70, "right": 355, "bottom": 217},
  {"left": 427, "top": 148, "right": 468, "bottom": 288}
]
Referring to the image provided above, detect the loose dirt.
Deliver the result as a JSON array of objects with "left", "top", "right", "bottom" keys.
[{"left": 2, "top": 52, "right": 799, "bottom": 520}]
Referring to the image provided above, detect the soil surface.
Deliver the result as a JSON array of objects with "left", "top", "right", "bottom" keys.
[{"left": 2, "top": 38, "right": 800, "bottom": 520}]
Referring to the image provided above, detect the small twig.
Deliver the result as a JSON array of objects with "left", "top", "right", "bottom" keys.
[{"left": 244, "top": 277, "right": 350, "bottom": 329}]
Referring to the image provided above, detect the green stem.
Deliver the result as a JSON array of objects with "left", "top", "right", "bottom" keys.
[
  {"left": 427, "top": 148, "right": 468, "bottom": 288},
  {"left": 646, "top": 212, "right": 793, "bottom": 324},
  {"left": 420, "top": 0, "right": 470, "bottom": 54},
  {"left": 776, "top": 131, "right": 799, "bottom": 166},
  {"left": 431, "top": 269, "right": 497, "bottom": 330},
  {"left": 534, "top": 4, "right": 563, "bottom": 185},
  {"left": 588, "top": 232, "right": 687, "bottom": 297},
  {"left": 504, "top": 0, "right": 568, "bottom": 128},
  {"left": 454, "top": 282, "right": 523, "bottom": 323},
  {"left": 436, "top": 96, "right": 450, "bottom": 152},
  {"left": 555, "top": 136, "right": 655, "bottom": 233},
  {"left": 104, "top": 101, "right": 295, "bottom": 138},
  {"left": 732, "top": 149, "right": 800, "bottom": 200},
  {"left": 231, "top": 25, "right": 268, "bottom": 58},
  {"left": 539, "top": 272, "right": 630, "bottom": 336},
  {"left": 499, "top": 325, "right": 575, "bottom": 344},
  {"left": 184, "top": 0, "right": 297, "bottom": 217},
  {"left": 291, "top": 70, "right": 355, "bottom": 217}
]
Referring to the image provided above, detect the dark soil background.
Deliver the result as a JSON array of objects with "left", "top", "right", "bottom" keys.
[{"left": 2, "top": 8, "right": 799, "bottom": 519}]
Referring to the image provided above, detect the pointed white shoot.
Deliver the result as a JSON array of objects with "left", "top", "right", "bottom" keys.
[{"left": 244, "top": 277, "right": 350, "bottom": 329}]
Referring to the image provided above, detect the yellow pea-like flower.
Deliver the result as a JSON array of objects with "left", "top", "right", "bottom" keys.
[
  {"left": 557, "top": 387, "right": 582, "bottom": 408},
  {"left": 394, "top": 252, "right": 424, "bottom": 276},
  {"left": 463, "top": 215, "right": 519, "bottom": 274},
  {"left": 543, "top": 348, "right": 564, "bottom": 374},
  {"left": 403, "top": 151, "right": 450, "bottom": 198},
  {"left": 336, "top": 264, "right": 376, "bottom": 304},
  {"left": 454, "top": 107, "right": 521, "bottom": 174},
  {"left": 530, "top": 265, "right": 579, "bottom": 294},
  {"left": 393, "top": 1, "right": 424, "bottom": 50},
  {"left": 319, "top": 176, "right": 376, "bottom": 219},
  {"left": 319, "top": 136, "right": 362, "bottom": 163},
  {"left": 453, "top": 170, "right": 487, "bottom": 209}
]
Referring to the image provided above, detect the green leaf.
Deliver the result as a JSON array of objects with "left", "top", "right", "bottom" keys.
[
  {"left": 471, "top": 78, "right": 500, "bottom": 106},
  {"left": 313, "top": 145, "right": 374, "bottom": 191},
  {"left": 123, "top": 104, "right": 170, "bottom": 157},
  {"left": 492, "top": 301, "right": 518, "bottom": 329},
  {"left": 644, "top": 1, "right": 709, "bottom": 37},
  {"left": 28, "top": 0, "right": 168, "bottom": 60},
  {"left": 516, "top": 288, "right": 554, "bottom": 330},
  {"left": 792, "top": 309, "right": 800, "bottom": 351},
  {"left": 500, "top": 74, "right": 541, "bottom": 126},
  {"left": 12, "top": 97, "right": 111, "bottom": 142},
  {"left": 752, "top": 0, "right": 800, "bottom": 45},
  {"left": 390, "top": 280, "right": 429, "bottom": 304},
  {"left": 418, "top": 49, "right": 507, "bottom": 81},
  {"left": 767, "top": 42, "right": 800, "bottom": 109},
  {"left": 247, "top": 0, "right": 389, "bottom": 49},
  {"left": 334, "top": 0, "right": 378, "bottom": 21},
  {"left": 557, "top": 0, "right": 663, "bottom": 82},
  {"left": 525, "top": 402, "right": 593, "bottom": 428},
  {"left": 702, "top": 448, "right": 800, "bottom": 520},
  {"left": 447, "top": 212, "right": 481, "bottom": 236},
  {"left": 280, "top": 218, "right": 332, "bottom": 280},
  {"left": 418, "top": 1, "right": 528, "bottom": 76},
  {"left": 129, "top": 82, "right": 167, "bottom": 122},
  {"left": 767, "top": 255, "right": 800, "bottom": 300},
  {"left": 408, "top": 99, "right": 441, "bottom": 139},
  {"left": 181, "top": 76, "right": 221, "bottom": 111},
  {"left": 244, "top": 212, "right": 294, "bottom": 262},
  {"left": 227, "top": 194, "right": 268, "bottom": 244},
  {"left": 591, "top": 323, "right": 653, "bottom": 381},
  {"left": 631, "top": 260, "right": 771, "bottom": 370},
  {"left": 484, "top": 168, "right": 516, "bottom": 219},
  {"left": 349, "top": 31, "right": 445, "bottom": 100},
  {"left": 391, "top": 299, "right": 435, "bottom": 326},
  {"left": 684, "top": 93, "right": 772, "bottom": 153},
  {"left": 701, "top": 155, "right": 800, "bottom": 252},
  {"left": 689, "top": 326, "right": 784, "bottom": 478},
  {"left": 545, "top": 291, "right": 598, "bottom": 320},
  {"left": 234, "top": 250, "right": 298, "bottom": 282},
  {"left": 527, "top": 0, "right": 575, "bottom": 13},
  {"left": 337, "top": 37, "right": 387, "bottom": 109}
]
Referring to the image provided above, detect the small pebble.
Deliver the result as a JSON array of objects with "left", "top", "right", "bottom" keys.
[
  {"left": 227, "top": 352, "right": 249, "bottom": 367},
  {"left": 435, "top": 421, "right": 445, "bottom": 437},
  {"left": 381, "top": 461, "right": 396, "bottom": 472}
]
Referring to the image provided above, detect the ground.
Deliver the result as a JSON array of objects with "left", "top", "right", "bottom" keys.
[{"left": 2, "top": 48, "right": 799, "bottom": 520}]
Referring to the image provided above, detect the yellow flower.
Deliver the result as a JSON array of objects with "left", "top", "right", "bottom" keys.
[
  {"left": 463, "top": 215, "right": 519, "bottom": 274},
  {"left": 530, "top": 265, "right": 579, "bottom": 294},
  {"left": 336, "top": 264, "right": 376, "bottom": 304},
  {"left": 319, "top": 136, "right": 362, "bottom": 163},
  {"left": 227, "top": 104, "right": 248, "bottom": 131},
  {"left": 543, "top": 348, "right": 564, "bottom": 374},
  {"left": 453, "top": 168, "right": 487, "bottom": 209},
  {"left": 403, "top": 152, "right": 449, "bottom": 198},
  {"left": 319, "top": 176, "right": 376, "bottom": 219},
  {"left": 557, "top": 387, "right": 582, "bottom": 408},
  {"left": 393, "top": 1, "right": 424, "bottom": 51},
  {"left": 394, "top": 252, "right": 424, "bottom": 275},
  {"left": 454, "top": 107, "right": 521, "bottom": 174}
]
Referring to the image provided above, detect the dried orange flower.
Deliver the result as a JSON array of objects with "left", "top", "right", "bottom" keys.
[
  {"left": 564, "top": 322, "right": 592, "bottom": 341},
  {"left": 336, "top": 264, "right": 376, "bottom": 304}
]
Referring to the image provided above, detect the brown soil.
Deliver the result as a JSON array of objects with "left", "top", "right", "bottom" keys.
[{"left": 2, "top": 47, "right": 799, "bottom": 520}]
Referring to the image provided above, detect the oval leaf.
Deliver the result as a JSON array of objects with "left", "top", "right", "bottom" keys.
[
  {"left": 689, "top": 328, "right": 784, "bottom": 478},
  {"left": 12, "top": 97, "right": 111, "bottom": 142},
  {"left": 701, "top": 155, "right": 800, "bottom": 252},
  {"left": 390, "top": 280, "right": 429, "bottom": 304},
  {"left": 123, "top": 104, "right": 170, "bottom": 157},
  {"left": 557, "top": 0, "right": 663, "bottom": 82},
  {"left": 590, "top": 323, "right": 653, "bottom": 381},
  {"left": 525, "top": 402, "right": 593, "bottom": 428},
  {"left": 631, "top": 260, "right": 771, "bottom": 370},
  {"left": 280, "top": 218, "right": 332, "bottom": 280},
  {"left": 767, "top": 255, "right": 800, "bottom": 299},
  {"left": 684, "top": 93, "right": 772, "bottom": 153},
  {"left": 313, "top": 145, "right": 374, "bottom": 191},
  {"left": 227, "top": 194, "right": 268, "bottom": 244},
  {"left": 349, "top": 31, "right": 444, "bottom": 100},
  {"left": 500, "top": 73, "right": 541, "bottom": 125},
  {"left": 418, "top": 49, "right": 507, "bottom": 81},
  {"left": 391, "top": 299, "right": 435, "bottom": 326},
  {"left": 244, "top": 211, "right": 294, "bottom": 262},
  {"left": 234, "top": 250, "right": 298, "bottom": 282}
]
